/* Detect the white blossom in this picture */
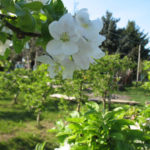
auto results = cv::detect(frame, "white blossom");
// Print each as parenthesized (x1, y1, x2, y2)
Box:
(37, 8, 106, 79)
(130, 122, 141, 130)
(2, 27, 13, 35)
(37, 55, 77, 79)
(47, 13, 80, 57)
(0, 40, 11, 56)
(61, 58, 77, 79)
(54, 142, 70, 150)
(75, 8, 105, 45)
(72, 39, 105, 70)
(36, 55, 57, 78)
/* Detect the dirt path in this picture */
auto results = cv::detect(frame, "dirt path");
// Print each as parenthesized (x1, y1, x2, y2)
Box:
(50, 93, 140, 105)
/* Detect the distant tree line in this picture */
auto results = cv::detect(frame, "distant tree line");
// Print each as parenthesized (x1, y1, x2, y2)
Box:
(101, 11, 150, 62)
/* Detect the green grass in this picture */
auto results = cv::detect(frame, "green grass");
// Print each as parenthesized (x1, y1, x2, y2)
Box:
(0, 86, 149, 150)
(0, 133, 56, 150)
(0, 98, 70, 150)
(116, 86, 150, 104)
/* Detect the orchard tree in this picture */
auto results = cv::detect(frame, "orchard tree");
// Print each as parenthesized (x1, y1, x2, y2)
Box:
(0, 68, 30, 104)
(20, 64, 55, 127)
(63, 71, 89, 112)
(87, 54, 133, 110)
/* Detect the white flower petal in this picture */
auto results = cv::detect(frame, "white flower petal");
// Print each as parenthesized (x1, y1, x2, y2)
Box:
(72, 40, 90, 69)
(73, 53, 90, 70)
(61, 59, 76, 79)
(62, 42, 78, 55)
(49, 13, 78, 42)
(54, 54, 66, 62)
(73, 39, 105, 68)
(89, 46, 105, 63)
(36, 55, 53, 64)
(59, 13, 79, 42)
(54, 142, 70, 150)
(47, 65, 57, 78)
(46, 40, 62, 55)
(49, 21, 61, 40)
(59, 13, 75, 28)
(75, 9, 105, 46)
(2, 27, 13, 34)
(75, 8, 90, 25)
(0, 40, 11, 56)
(92, 18, 103, 33)
(92, 34, 106, 46)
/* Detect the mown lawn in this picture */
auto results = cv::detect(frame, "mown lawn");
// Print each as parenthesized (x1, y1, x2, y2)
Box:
(116, 86, 150, 104)
(0, 86, 150, 150)
(0, 98, 69, 150)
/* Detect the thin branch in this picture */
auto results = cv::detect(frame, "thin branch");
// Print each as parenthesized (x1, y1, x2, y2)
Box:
(0, 14, 17, 20)
(5, 21, 41, 38)
(0, 14, 42, 38)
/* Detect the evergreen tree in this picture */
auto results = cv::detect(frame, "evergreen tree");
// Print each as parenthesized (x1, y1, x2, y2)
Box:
(101, 11, 120, 54)
(118, 21, 150, 61)
(101, 12, 150, 61)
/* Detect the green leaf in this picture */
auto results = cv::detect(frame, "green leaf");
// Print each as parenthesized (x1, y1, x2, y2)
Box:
(12, 34, 30, 53)
(69, 123, 82, 131)
(43, 0, 67, 21)
(86, 101, 100, 112)
(17, 9, 36, 32)
(35, 142, 46, 150)
(67, 134, 77, 143)
(41, 21, 52, 43)
(56, 132, 70, 143)
(111, 132, 125, 141)
(23, 1, 43, 11)
(1, 0, 15, 13)
(0, 32, 7, 43)
(67, 117, 85, 124)
(15, 3, 25, 16)
(0, 48, 11, 60)
(71, 145, 90, 150)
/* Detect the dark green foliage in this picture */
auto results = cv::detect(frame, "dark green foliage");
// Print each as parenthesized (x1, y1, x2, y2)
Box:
(118, 21, 149, 61)
(101, 11, 120, 54)
(87, 54, 134, 109)
(0, 0, 67, 52)
(101, 12, 150, 61)
(53, 102, 150, 150)
(0, 64, 56, 126)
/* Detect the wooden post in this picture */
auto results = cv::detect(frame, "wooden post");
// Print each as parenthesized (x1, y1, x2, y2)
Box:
(136, 44, 141, 86)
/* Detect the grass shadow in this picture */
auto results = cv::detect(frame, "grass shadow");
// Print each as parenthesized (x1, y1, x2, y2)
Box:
(0, 111, 35, 122)
(0, 135, 56, 150)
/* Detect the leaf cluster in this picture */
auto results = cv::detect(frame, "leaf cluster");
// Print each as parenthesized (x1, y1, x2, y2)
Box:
(53, 102, 150, 150)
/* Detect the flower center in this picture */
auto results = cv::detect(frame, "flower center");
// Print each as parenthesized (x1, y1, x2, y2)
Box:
(60, 32, 70, 42)
(79, 17, 89, 28)
(82, 23, 89, 28)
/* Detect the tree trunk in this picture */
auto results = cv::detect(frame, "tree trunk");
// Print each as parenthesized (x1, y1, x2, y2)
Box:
(76, 81, 83, 113)
(103, 97, 106, 110)
(13, 94, 18, 104)
(102, 92, 107, 110)
(77, 101, 80, 112)
(108, 95, 111, 111)
(36, 111, 41, 127)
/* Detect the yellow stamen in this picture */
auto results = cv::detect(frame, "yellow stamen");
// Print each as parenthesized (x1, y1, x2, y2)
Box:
(60, 32, 70, 42)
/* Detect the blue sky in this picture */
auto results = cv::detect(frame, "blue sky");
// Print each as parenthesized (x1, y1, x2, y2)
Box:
(62, 0, 150, 47)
